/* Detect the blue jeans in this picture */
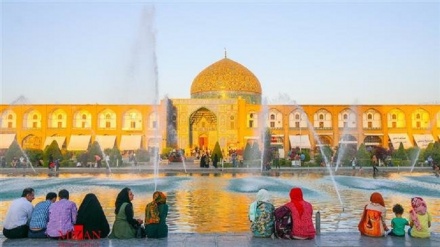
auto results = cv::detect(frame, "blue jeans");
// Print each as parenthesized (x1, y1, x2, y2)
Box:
(28, 228, 47, 238)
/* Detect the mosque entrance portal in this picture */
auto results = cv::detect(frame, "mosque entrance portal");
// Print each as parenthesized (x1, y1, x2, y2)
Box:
(189, 107, 217, 150)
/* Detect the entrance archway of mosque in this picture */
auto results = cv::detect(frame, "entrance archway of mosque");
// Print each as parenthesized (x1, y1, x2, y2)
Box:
(189, 107, 217, 150)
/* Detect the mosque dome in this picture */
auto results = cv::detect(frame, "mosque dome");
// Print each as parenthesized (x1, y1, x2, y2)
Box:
(190, 56, 262, 104)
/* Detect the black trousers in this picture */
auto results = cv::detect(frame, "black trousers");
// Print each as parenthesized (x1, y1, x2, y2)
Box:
(3, 225, 29, 239)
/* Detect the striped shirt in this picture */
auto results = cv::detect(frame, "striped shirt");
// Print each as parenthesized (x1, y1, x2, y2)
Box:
(46, 199, 77, 237)
(29, 200, 52, 229)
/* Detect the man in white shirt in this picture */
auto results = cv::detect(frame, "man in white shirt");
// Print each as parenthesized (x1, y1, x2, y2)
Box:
(3, 187, 35, 238)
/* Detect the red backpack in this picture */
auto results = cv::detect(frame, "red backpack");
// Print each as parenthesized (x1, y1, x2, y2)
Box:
(274, 205, 293, 239)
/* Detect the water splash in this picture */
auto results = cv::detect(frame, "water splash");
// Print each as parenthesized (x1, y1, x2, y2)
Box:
(335, 105, 358, 172)
(2, 96, 36, 174)
(259, 98, 269, 172)
(293, 101, 344, 211)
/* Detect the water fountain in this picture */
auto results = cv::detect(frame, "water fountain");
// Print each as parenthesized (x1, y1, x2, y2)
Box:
(293, 101, 344, 211)
(1, 96, 37, 174)
(259, 98, 269, 172)
(335, 105, 358, 172)
(410, 118, 436, 173)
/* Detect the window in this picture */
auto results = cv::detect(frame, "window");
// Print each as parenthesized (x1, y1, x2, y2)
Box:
(392, 114, 396, 120)
(106, 121, 111, 128)
(131, 121, 136, 128)
(295, 122, 300, 128)
(270, 122, 275, 128)
(295, 114, 300, 120)
(319, 122, 324, 128)
(368, 122, 372, 128)
(343, 114, 348, 120)
(270, 114, 275, 120)
(82, 114, 87, 120)
(319, 114, 324, 120)
(33, 114, 38, 120)
(249, 120, 254, 128)
(416, 122, 421, 128)
(33, 122, 37, 128)
(58, 122, 62, 128)
(8, 114, 13, 120)
(416, 114, 421, 119)
(367, 114, 372, 120)
(58, 114, 63, 120)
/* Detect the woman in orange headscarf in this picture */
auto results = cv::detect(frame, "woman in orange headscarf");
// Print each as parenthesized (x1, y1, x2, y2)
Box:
(144, 191, 168, 238)
(358, 192, 389, 237)
(284, 187, 316, 239)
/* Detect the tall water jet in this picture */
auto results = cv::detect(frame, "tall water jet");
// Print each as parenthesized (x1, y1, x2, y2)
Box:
(410, 119, 436, 173)
(293, 101, 344, 211)
(259, 98, 269, 172)
(335, 105, 358, 172)
(1, 96, 36, 174)
(137, 6, 161, 191)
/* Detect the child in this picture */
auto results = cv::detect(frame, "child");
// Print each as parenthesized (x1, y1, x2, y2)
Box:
(408, 197, 432, 238)
(388, 204, 408, 237)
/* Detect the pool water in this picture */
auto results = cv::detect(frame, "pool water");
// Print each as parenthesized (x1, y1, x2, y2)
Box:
(0, 172, 439, 233)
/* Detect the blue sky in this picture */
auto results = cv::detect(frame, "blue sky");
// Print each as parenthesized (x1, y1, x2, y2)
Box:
(1, 0, 439, 105)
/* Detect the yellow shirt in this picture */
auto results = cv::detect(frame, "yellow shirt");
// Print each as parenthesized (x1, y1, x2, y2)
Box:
(410, 212, 431, 238)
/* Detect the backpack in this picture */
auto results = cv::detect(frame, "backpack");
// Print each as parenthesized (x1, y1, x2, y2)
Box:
(274, 205, 293, 239)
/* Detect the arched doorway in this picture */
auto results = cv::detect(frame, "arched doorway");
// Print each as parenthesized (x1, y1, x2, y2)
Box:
(189, 107, 217, 150)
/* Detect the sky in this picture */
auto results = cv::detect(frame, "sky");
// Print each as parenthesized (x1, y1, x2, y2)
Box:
(1, 0, 439, 105)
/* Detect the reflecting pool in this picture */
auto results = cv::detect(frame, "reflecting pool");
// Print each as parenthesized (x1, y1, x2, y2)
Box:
(0, 172, 439, 233)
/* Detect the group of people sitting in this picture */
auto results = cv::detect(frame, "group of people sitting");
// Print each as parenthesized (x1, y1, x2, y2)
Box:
(248, 188, 432, 240)
(2, 186, 433, 241)
(358, 192, 431, 238)
(2, 187, 168, 240)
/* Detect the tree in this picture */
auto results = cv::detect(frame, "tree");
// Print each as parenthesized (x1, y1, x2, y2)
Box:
(88, 141, 103, 163)
(314, 145, 333, 166)
(43, 140, 62, 166)
(356, 144, 370, 167)
(135, 149, 150, 162)
(424, 141, 440, 165)
(392, 142, 408, 161)
(107, 147, 123, 166)
(251, 142, 261, 161)
(212, 141, 223, 160)
(262, 128, 272, 165)
(4, 140, 23, 165)
(25, 148, 44, 166)
(243, 142, 252, 161)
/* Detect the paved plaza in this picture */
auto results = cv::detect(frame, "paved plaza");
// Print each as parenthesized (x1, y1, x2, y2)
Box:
(0, 232, 439, 247)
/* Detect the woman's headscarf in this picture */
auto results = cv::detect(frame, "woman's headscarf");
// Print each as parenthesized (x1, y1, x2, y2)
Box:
(249, 189, 270, 222)
(145, 191, 167, 225)
(115, 187, 131, 214)
(410, 197, 427, 230)
(77, 193, 110, 238)
(290, 187, 304, 217)
(370, 192, 385, 207)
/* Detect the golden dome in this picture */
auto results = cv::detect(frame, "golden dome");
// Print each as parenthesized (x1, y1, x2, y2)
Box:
(190, 57, 262, 103)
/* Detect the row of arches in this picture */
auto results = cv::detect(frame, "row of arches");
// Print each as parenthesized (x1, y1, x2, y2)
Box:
(264, 108, 438, 130)
(0, 109, 159, 130)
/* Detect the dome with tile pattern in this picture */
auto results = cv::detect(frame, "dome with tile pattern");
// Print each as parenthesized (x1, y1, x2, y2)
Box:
(190, 57, 262, 104)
